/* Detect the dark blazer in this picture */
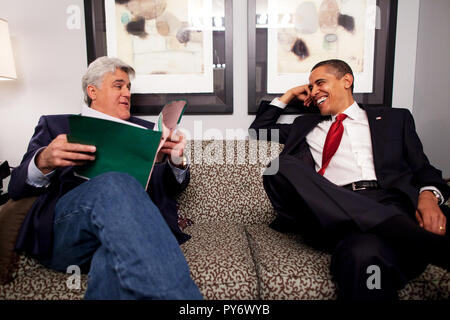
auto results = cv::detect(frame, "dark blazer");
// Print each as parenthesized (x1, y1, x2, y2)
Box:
(9, 115, 191, 260)
(250, 101, 450, 214)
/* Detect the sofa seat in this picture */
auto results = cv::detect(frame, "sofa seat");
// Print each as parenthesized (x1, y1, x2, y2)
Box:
(181, 222, 258, 300)
(246, 224, 336, 300)
(2, 223, 450, 300)
(0, 255, 86, 299)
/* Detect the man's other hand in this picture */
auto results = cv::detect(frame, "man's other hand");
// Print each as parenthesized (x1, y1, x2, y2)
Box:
(36, 134, 96, 174)
(159, 130, 187, 169)
(279, 85, 314, 107)
(415, 191, 446, 235)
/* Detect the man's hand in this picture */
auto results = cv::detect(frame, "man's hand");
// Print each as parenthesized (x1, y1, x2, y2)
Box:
(279, 85, 314, 107)
(158, 130, 187, 169)
(415, 191, 446, 235)
(36, 134, 96, 175)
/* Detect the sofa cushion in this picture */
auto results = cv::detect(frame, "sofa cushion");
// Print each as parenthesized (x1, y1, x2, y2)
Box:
(178, 140, 281, 225)
(246, 224, 337, 299)
(0, 197, 37, 285)
(181, 222, 258, 299)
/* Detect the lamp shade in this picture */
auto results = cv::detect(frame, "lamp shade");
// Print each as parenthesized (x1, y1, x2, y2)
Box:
(0, 19, 17, 80)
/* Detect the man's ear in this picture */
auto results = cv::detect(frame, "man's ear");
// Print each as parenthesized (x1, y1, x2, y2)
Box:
(343, 73, 354, 91)
(86, 84, 97, 101)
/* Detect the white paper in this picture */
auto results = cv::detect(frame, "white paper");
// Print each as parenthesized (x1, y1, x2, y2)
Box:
(80, 104, 147, 129)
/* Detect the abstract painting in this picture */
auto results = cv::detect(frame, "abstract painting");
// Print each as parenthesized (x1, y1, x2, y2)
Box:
(105, 0, 214, 93)
(266, 0, 377, 93)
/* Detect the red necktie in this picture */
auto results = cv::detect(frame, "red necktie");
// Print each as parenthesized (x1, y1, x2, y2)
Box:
(318, 113, 348, 176)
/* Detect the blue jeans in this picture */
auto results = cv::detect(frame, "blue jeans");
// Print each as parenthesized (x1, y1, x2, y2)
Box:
(42, 172, 202, 300)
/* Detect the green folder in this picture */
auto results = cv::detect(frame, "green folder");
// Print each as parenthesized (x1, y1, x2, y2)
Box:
(67, 115, 162, 189)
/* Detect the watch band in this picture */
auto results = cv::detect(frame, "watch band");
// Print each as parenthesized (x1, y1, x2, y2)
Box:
(181, 155, 188, 169)
(432, 190, 443, 204)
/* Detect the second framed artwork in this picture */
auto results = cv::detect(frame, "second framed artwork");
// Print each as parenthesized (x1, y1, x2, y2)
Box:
(248, 0, 398, 114)
(84, 0, 233, 115)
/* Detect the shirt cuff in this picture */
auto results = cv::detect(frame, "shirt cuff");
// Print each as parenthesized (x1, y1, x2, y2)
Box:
(420, 186, 444, 206)
(270, 97, 287, 109)
(26, 148, 55, 188)
(167, 157, 189, 184)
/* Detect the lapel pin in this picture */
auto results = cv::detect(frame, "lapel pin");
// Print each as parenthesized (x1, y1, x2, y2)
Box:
(376, 116, 382, 120)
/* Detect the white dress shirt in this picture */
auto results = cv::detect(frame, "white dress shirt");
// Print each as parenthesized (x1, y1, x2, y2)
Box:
(270, 98, 444, 204)
(306, 101, 377, 186)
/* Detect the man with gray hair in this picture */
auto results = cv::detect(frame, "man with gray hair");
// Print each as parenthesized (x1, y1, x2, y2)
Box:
(9, 56, 202, 299)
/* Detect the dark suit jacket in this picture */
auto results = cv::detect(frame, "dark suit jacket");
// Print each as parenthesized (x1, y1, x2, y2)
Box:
(9, 114, 191, 260)
(250, 101, 450, 214)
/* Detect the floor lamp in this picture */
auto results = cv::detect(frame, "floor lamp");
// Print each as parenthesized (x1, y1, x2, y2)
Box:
(0, 18, 17, 81)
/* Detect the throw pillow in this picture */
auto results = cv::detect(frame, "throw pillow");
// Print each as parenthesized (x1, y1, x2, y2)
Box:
(0, 197, 37, 285)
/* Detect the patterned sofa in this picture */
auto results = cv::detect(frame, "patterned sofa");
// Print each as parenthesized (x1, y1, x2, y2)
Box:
(1, 141, 449, 300)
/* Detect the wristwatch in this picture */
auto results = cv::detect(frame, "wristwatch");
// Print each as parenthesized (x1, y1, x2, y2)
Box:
(180, 154, 188, 170)
(170, 154, 188, 170)
(431, 190, 443, 204)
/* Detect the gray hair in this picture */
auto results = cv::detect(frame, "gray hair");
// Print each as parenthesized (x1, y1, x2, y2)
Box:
(82, 56, 135, 106)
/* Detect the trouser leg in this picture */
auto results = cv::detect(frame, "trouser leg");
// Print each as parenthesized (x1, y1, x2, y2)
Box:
(263, 171, 353, 251)
(83, 245, 121, 299)
(44, 172, 202, 300)
(330, 233, 412, 301)
(370, 214, 450, 271)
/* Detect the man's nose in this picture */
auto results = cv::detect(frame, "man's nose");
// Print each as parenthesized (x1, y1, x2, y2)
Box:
(311, 85, 319, 97)
(122, 86, 131, 97)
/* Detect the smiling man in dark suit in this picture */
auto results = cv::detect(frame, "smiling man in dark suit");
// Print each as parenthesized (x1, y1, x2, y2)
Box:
(250, 59, 450, 300)
(8, 56, 202, 300)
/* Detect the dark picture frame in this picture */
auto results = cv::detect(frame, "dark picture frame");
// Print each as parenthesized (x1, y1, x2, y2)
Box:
(247, 0, 398, 114)
(84, 0, 233, 115)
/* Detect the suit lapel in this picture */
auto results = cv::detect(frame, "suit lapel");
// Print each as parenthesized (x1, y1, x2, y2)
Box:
(362, 106, 388, 177)
(283, 114, 328, 155)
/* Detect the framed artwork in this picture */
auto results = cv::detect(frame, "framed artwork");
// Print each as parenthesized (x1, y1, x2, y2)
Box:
(84, 0, 233, 115)
(248, 0, 398, 114)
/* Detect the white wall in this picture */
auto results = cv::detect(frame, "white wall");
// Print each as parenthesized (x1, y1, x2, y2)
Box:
(412, 0, 450, 178)
(0, 0, 87, 167)
(0, 0, 445, 177)
(391, 0, 420, 111)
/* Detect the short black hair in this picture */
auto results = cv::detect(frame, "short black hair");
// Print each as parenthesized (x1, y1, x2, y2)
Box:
(311, 59, 354, 93)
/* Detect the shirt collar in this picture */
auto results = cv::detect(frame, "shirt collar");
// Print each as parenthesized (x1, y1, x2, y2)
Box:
(81, 104, 113, 120)
(331, 101, 363, 121)
(80, 104, 144, 128)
